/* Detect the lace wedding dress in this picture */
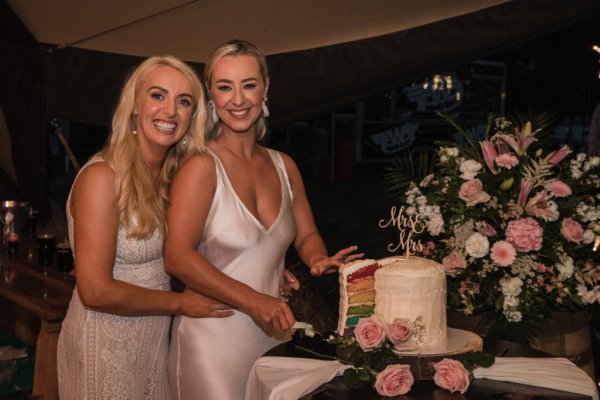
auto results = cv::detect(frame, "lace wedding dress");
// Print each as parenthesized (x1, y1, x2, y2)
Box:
(57, 158, 172, 399)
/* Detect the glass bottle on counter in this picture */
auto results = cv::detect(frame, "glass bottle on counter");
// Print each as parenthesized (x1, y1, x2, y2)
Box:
(1, 210, 14, 247)
(7, 222, 19, 257)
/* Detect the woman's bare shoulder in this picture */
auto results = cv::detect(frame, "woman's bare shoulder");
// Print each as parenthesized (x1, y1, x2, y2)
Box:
(180, 152, 215, 172)
(74, 161, 115, 193)
(173, 152, 217, 189)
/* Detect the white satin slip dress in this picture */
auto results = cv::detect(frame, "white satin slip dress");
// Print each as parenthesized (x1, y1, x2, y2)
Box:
(169, 148, 296, 400)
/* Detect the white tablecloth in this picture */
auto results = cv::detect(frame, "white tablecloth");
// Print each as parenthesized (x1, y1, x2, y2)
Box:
(246, 356, 599, 400)
(245, 357, 351, 400)
(473, 357, 598, 400)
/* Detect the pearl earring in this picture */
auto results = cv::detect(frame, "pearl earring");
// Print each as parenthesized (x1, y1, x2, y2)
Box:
(209, 100, 219, 124)
(132, 113, 138, 135)
(262, 97, 270, 117)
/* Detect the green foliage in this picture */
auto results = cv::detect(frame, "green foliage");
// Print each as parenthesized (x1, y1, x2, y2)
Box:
(383, 148, 436, 201)
(461, 351, 496, 371)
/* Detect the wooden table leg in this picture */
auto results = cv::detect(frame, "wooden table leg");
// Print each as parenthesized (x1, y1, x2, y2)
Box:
(32, 319, 61, 400)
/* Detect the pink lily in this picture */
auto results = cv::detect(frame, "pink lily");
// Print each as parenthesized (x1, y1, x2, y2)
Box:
(525, 191, 559, 221)
(480, 140, 498, 174)
(495, 121, 539, 156)
(517, 178, 534, 207)
(546, 145, 572, 165)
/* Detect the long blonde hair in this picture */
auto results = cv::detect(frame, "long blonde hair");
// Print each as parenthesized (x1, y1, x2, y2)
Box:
(203, 40, 269, 141)
(99, 55, 207, 238)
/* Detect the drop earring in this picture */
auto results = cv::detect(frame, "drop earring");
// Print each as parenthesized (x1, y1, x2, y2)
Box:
(132, 113, 138, 135)
(262, 97, 270, 117)
(209, 100, 219, 124)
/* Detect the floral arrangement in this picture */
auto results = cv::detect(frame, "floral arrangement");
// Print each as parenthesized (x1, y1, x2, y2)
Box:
(397, 116, 600, 340)
(327, 315, 494, 396)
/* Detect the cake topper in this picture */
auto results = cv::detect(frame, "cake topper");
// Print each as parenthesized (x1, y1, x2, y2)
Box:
(378, 206, 427, 256)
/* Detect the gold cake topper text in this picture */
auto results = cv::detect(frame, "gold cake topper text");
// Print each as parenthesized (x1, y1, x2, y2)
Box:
(379, 206, 427, 257)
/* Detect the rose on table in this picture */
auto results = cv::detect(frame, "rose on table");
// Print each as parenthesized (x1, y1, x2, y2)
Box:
(332, 315, 495, 396)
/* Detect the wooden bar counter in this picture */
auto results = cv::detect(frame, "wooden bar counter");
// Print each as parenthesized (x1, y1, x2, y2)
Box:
(0, 238, 74, 400)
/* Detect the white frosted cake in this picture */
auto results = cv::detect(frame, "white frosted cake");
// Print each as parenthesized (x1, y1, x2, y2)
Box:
(337, 255, 447, 345)
(374, 256, 447, 348)
(335, 256, 481, 380)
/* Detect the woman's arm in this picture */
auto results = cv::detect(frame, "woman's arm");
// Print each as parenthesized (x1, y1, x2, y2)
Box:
(72, 162, 232, 318)
(163, 155, 295, 331)
(281, 153, 363, 276)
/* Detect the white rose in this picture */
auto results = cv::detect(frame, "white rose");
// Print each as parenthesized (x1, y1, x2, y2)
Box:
(459, 160, 483, 180)
(465, 232, 489, 258)
(405, 206, 417, 216)
(583, 230, 595, 244)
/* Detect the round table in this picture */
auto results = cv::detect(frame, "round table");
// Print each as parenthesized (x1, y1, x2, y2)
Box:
(263, 334, 593, 400)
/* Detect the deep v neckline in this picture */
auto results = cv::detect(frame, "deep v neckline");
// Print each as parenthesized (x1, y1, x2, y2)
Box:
(210, 148, 285, 233)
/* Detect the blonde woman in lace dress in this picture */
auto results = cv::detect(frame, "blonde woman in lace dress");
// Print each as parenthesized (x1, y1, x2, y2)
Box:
(56, 55, 233, 400)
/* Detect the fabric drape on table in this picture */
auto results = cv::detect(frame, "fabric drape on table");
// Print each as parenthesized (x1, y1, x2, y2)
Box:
(472, 357, 599, 400)
(245, 357, 351, 400)
(246, 356, 599, 400)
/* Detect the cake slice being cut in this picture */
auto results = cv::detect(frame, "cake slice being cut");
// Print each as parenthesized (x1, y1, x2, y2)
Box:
(337, 259, 382, 336)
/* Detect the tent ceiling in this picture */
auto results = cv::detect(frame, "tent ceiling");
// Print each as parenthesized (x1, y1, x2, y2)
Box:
(8, 0, 509, 62)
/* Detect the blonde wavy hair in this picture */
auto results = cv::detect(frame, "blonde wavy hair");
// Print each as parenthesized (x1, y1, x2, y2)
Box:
(203, 40, 269, 141)
(98, 55, 207, 239)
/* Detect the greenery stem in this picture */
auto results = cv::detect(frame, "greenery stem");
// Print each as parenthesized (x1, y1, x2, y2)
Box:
(293, 345, 353, 365)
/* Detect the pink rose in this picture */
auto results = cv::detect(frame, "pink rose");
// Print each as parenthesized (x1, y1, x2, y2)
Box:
(374, 364, 414, 396)
(433, 358, 470, 394)
(561, 218, 584, 243)
(458, 179, 491, 206)
(354, 316, 385, 351)
(442, 251, 467, 277)
(475, 221, 497, 237)
(505, 217, 543, 252)
(386, 318, 413, 350)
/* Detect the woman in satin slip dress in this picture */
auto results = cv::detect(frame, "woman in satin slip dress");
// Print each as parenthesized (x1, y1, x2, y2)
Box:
(57, 55, 233, 400)
(165, 40, 363, 400)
